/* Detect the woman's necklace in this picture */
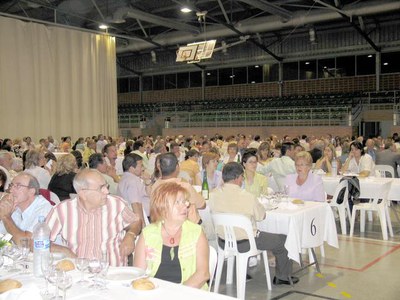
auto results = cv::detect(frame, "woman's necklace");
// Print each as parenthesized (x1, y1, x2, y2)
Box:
(162, 223, 182, 245)
(162, 223, 182, 261)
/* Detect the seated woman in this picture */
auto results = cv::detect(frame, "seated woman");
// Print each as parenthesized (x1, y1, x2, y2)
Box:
(48, 154, 77, 201)
(179, 149, 201, 185)
(315, 143, 341, 174)
(222, 142, 240, 165)
(341, 141, 375, 177)
(201, 152, 223, 190)
(24, 149, 51, 188)
(242, 149, 269, 197)
(133, 182, 209, 290)
(284, 151, 325, 202)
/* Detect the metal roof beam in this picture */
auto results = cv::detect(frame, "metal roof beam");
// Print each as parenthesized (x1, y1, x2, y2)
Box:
(238, 0, 293, 20)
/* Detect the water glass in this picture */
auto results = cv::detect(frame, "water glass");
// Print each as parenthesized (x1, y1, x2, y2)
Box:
(4, 244, 22, 272)
(88, 259, 103, 288)
(20, 238, 30, 272)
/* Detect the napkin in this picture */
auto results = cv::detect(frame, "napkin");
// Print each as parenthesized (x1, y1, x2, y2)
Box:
(278, 201, 299, 210)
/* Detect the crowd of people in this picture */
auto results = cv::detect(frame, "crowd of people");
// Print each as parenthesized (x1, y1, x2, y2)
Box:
(1, 131, 400, 289)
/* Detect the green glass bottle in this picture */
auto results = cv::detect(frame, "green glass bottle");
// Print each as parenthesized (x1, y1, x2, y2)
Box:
(237, 153, 241, 163)
(201, 170, 209, 200)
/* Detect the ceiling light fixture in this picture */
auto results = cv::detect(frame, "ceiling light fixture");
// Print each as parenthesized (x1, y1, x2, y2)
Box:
(181, 7, 192, 13)
(254, 65, 259, 68)
(383, 62, 389, 66)
(99, 24, 108, 30)
(368, 54, 373, 58)
(305, 62, 310, 65)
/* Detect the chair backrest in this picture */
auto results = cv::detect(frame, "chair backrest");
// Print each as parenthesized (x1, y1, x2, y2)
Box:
(375, 165, 395, 178)
(198, 205, 216, 241)
(331, 180, 349, 206)
(208, 246, 217, 291)
(211, 213, 259, 257)
(371, 181, 392, 207)
(142, 206, 150, 226)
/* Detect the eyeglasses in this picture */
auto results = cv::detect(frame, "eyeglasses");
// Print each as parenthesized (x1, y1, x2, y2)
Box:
(9, 183, 31, 190)
(82, 183, 110, 192)
(174, 199, 190, 207)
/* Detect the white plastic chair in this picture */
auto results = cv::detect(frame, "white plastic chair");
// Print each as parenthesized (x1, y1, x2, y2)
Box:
(211, 213, 271, 300)
(329, 180, 351, 235)
(374, 165, 395, 178)
(350, 181, 393, 240)
(208, 246, 217, 292)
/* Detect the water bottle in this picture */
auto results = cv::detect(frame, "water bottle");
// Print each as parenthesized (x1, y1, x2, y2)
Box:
(33, 216, 51, 277)
(332, 157, 338, 177)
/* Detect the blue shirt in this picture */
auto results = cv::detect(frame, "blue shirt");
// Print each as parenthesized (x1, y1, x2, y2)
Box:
(0, 195, 53, 234)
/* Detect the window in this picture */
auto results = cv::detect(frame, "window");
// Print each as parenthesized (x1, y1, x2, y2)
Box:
(357, 54, 375, 75)
(300, 60, 316, 80)
(205, 70, 218, 86)
(232, 67, 247, 84)
(165, 74, 177, 89)
(219, 68, 233, 85)
(381, 52, 400, 74)
(142, 76, 153, 91)
(129, 77, 139, 92)
(336, 56, 355, 77)
(317, 58, 335, 78)
(153, 75, 164, 90)
(283, 62, 298, 80)
(118, 78, 129, 93)
(263, 64, 278, 82)
(177, 72, 189, 88)
(248, 65, 263, 83)
(190, 71, 202, 87)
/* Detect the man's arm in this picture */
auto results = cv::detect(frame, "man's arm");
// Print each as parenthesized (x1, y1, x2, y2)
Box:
(119, 210, 142, 258)
(0, 195, 30, 246)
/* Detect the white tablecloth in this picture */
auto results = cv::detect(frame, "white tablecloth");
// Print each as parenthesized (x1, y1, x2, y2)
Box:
(321, 175, 397, 199)
(257, 201, 338, 264)
(0, 268, 235, 300)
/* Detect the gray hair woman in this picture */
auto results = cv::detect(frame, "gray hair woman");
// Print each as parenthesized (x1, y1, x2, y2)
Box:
(284, 151, 325, 202)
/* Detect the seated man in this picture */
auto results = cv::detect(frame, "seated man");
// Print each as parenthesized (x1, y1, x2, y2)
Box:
(0, 173, 53, 245)
(117, 153, 150, 227)
(0, 150, 19, 190)
(152, 153, 205, 224)
(46, 169, 141, 266)
(209, 162, 298, 285)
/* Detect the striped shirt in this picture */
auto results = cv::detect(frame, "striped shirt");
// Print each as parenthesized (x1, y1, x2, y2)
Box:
(46, 195, 137, 266)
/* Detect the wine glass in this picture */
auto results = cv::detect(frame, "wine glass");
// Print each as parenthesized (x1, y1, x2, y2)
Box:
(88, 258, 103, 288)
(47, 269, 63, 300)
(283, 185, 290, 202)
(41, 254, 54, 297)
(58, 271, 72, 300)
(0, 254, 4, 268)
(75, 258, 89, 285)
(99, 256, 109, 289)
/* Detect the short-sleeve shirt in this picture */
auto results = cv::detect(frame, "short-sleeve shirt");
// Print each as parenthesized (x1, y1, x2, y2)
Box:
(117, 172, 150, 215)
(348, 154, 375, 175)
(209, 183, 265, 240)
(0, 195, 52, 234)
(46, 195, 137, 266)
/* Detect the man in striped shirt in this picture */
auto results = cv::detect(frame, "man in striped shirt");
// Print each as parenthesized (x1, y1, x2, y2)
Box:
(46, 169, 141, 266)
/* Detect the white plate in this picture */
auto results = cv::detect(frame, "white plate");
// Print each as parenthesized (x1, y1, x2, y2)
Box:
(107, 266, 145, 281)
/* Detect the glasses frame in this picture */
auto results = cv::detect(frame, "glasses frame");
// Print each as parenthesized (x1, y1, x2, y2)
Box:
(9, 183, 31, 190)
(81, 183, 110, 192)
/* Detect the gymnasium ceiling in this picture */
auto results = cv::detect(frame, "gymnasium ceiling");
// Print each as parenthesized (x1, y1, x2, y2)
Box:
(1, 0, 399, 58)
